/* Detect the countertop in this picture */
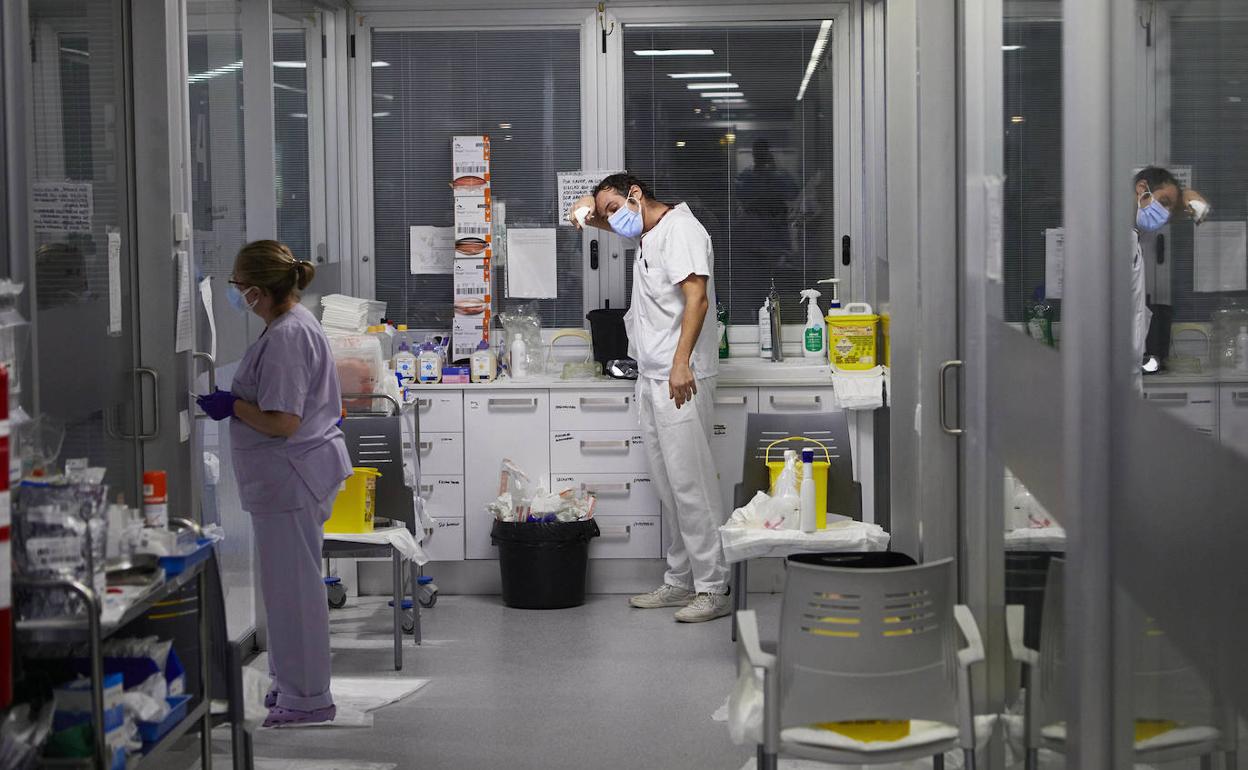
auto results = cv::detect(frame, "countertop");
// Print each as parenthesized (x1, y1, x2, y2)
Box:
(414, 358, 847, 390)
(1144, 371, 1248, 386)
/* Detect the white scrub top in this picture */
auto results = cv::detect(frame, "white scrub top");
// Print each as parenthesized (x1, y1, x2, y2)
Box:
(1131, 228, 1152, 366)
(625, 202, 719, 380)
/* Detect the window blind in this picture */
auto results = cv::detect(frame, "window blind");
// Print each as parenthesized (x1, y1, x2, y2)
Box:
(371, 29, 582, 331)
(622, 23, 837, 325)
(274, 29, 311, 264)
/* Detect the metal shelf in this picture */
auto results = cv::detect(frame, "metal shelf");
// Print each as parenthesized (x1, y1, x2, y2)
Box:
(38, 700, 209, 770)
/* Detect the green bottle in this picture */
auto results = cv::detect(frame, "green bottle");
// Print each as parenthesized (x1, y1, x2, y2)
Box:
(1027, 287, 1055, 347)
(717, 303, 730, 359)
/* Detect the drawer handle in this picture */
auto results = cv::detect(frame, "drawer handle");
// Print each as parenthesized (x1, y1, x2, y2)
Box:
(418, 441, 433, 452)
(417, 398, 433, 408)
(583, 482, 631, 496)
(579, 396, 630, 408)
(419, 483, 434, 497)
(714, 396, 748, 406)
(1146, 392, 1189, 405)
(580, 440, 631, 452)
(1233, 391, 1248, 403)
(598, 525, 632, 539)
(1195, 427, 1215, 436)
(769, 395, 822, 408)
(488, 397, 539, 408)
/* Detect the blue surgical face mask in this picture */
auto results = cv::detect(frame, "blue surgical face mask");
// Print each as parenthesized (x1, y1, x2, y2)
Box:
(227, 284, 258, 313)
(608, 195, 644, 240)
(1136, 186, 1171, 233)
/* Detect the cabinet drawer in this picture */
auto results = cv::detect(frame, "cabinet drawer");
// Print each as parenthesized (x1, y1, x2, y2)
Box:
(550, 473, 661, 517)
(550, 430, 648, 474)
(424, 517, 464, 562)
(417, 433, 464, 476)
(417, 475, 464, 519)
(589, 515, 661, 559)
(550, 391, 638, 431)
(1142, 384, 1216, 429)
(1218, 386, 1248, 457)
(415, 392, 464, 433)
(758, 387, 838, 414)
(711, 388, 758, 511)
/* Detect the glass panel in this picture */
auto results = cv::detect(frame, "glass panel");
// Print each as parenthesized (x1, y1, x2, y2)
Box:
(273, 27, 311, 262)
(370, 29, 582, 331)
(27, 0, 141, 493)
(622, 22, 838, 324)
(187, 2, 254, 639)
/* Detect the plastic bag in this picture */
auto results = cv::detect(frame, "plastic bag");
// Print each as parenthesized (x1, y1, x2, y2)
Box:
(492, 459, 539, 521)
(497, 304, 544, 377)
(0, 701, 55, 770)
(240, 667, 271, 732)
(328, 334, 386, 410)
(727, 662, 765, 745)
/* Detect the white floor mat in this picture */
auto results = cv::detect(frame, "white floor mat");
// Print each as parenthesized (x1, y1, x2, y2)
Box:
(208, 760, 397, 770)
(278, 677, 429, 729)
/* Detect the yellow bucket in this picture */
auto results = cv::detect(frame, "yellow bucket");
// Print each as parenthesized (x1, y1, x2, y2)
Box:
(826, 303, 880, 371)
(880, 311, 891, 367)
(325, 467, 382, 534)
(765, 437, 832, 529)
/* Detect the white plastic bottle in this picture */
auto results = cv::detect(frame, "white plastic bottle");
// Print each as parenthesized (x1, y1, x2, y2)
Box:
(758, 299, 772, 359)
(799, 449, 817, 533)
(1237, 325, 1248, 372)
(471, 339, 497, 383)
(417, 341, 441, 384)
(393, 342, 417, 385)
(510, 335, 528, 381)
(800, 289, 826, 358)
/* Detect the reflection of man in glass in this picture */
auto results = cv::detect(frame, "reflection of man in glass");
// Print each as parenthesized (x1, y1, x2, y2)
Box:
(735, 140, 798, 266)
(1132, 167, 1209, 373)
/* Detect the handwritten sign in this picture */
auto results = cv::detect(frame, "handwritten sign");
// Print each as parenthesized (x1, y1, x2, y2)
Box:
(557, 170, 622, 226)
(32, 182, 93, 233)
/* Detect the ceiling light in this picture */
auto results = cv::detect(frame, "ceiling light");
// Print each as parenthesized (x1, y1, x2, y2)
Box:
(59, 47, 89, 58)
(633, 49, 714, 56)
(372, 61, 390, 68)
(710, 98, 747, 104)
(675, 141, 686, 147)
(498, 122, 512, 129)
(273, 61, 306, 68)
(290, 113, 308, 119)
(274, 82, 306, 94)
(667, 72, 732, 79)
(505, 135, 513, 141)
(1002, 45, 1024, 51)
(693, 108, 702, 114)
(187, 60, 243, 83)
(1010, 115, 1025, 123)
(373, 112, 391, 117)
(700, 92, 744, 98)
(375, 93, 395, 101)
(687, 82, 739, 90)
(796, 19, 833, 101)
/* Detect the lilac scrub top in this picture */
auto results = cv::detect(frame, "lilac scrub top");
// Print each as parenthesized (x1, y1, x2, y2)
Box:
(229, 303, 352, 514)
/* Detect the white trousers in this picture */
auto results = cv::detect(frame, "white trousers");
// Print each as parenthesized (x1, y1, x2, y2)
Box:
(638, 375, 728, 593)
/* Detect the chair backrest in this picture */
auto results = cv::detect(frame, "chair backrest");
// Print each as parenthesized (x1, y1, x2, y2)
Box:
(341, 414, 415, 532)
(738, 412, 860, 518)
(777, 557, 959, 727)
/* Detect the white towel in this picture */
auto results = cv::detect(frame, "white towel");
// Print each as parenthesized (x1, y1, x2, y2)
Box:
(831, 366, 885, 410)
(323, 526, 429, 566)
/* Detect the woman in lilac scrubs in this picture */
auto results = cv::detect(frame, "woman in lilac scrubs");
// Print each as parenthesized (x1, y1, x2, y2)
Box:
(197, 240, 351, 727)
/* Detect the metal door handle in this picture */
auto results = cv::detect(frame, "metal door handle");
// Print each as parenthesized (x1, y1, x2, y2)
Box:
(488, 397, 538, 408)
(192, 352, 217, 393)
(579, 396, 630, 408)
(1145, 391, 1190, 405)
(419, 483, 434, 497)
(135, 368, 160, 441)
(939, 359, 964, 436)
(769, 395, 822, 408)
(580, 440, 630, 452)
(598, 525, 631, 539)
(417, 398, 433, 408)
(418, 441, 433, 452)
(1232, 391, 1248, 403)
(583, 482, 631, 495)
(714, 396, 748, 406)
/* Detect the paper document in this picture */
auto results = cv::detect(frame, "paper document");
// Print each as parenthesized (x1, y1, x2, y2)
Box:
(107, 230, 122, 336)
(506, 228, 558, 299)
(984, 176, 1003, 282)
(32, 181, 93, 233)
(199, 276, 216, 361)
(409, 226, 455, 275)
(175, 250, 193, 352)
(1044, 227, 1065, 299)
(557, 170, 622, 226)
(1194, 221, 1248, 293)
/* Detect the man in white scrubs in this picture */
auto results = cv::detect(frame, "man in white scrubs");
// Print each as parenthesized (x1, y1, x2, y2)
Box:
(569, 174, 730, 622)
(1131, 167, 1209, 375)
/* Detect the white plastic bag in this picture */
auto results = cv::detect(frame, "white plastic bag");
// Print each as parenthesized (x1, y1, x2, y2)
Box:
(727, 663, 765, 745)
(241, 667, 271, 732)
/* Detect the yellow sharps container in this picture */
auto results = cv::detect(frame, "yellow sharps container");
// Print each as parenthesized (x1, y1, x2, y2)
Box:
(826, 303, 880, 371)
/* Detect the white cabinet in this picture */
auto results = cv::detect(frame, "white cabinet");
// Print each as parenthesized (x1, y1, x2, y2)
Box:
(1219, 386, 1248, 458)
(550, 473, 661, 517)
(415, 392, 464, 433)
(590, 515, 661, 559)
(464, 390, 550, 558)
(1142, 383, 1217, 435)
(550, 430, 647, 474)
(711, 388, 758, 511)
(758, 387, 837, 414)
(417, 433, 465, 476)
(418, 475, 465, 518)
(424, 518, 465, 562)
(550, 391, 638, 431)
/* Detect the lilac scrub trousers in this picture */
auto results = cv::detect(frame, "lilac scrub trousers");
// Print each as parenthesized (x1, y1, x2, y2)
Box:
(229, 303, 352, 712)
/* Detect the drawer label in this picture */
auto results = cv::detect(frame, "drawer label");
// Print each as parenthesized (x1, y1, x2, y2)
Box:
(632, 520, 656, 528)
(437, 479, 462, 488)
(554, 432, 574, 443)
(436, 520, 463, 529)
(714, 424, 727, 435)
(554, 404, 577, 411)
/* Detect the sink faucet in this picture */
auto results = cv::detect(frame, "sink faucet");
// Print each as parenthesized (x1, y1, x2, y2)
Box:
(767, 281, 784, 362)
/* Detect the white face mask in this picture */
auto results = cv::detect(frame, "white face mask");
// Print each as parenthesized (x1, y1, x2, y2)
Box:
(227, 284, 259, 313)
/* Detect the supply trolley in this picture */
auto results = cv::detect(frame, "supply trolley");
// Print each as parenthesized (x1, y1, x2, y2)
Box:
(322, 394, 435, 670)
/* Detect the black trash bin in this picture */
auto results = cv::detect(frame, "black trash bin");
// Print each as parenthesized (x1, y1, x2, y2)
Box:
(491, 520, 600, 609)
(586, 308, 629, 369)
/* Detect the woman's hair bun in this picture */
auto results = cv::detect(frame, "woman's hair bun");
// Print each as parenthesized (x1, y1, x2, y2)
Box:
(295, 259, 316, 290)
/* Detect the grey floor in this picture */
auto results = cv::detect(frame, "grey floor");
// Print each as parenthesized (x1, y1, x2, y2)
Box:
(241, 592, 782, 770)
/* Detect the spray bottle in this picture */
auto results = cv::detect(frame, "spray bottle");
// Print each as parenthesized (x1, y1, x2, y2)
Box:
(800, 449, 817, 533)
(757, 298, 772, 359)
(800, 289, 826, 358)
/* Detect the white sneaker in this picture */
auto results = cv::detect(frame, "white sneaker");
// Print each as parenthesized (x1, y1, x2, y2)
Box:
(629, 584, 696, 609)
(674, 592, 732, 623)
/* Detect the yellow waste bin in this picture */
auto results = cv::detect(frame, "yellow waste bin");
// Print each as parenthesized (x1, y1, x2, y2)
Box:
(765, 437, 832, 529)
(325, 467, 382, 534)
(826, 303, 880, 371)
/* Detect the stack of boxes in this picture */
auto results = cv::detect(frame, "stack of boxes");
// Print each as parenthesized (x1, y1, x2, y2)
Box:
(452, 135, 492, 362)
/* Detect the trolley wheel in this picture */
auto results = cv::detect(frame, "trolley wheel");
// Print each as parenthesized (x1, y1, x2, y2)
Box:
(327, 583, 348, 609)
(419, 592, 438, 609)
(402, 612, 415, 634)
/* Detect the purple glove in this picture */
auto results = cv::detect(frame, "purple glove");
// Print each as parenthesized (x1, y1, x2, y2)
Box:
(196, 389, 237, 421)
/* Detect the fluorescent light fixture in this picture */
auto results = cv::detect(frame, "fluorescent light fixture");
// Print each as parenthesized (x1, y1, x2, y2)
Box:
(1002, 45, 1025, 51)
(273, 61, 306, 68)
(498, 122, 512, 129)
(796, 19, 833, 101)
(711, 98, 747, 104)
(667, 72, 731, 79)
(274, 83, 306, 95)
(633, 49, 714, 56)
(375, 93, 395, 101)
(187, 60, 242, 84)
(373, 112, 391, 117)
(290, 113, 308, 119)
(505, 135, 513, 141)
(687, 82, 739, 90)
(675, 141, 686, 147)
(372, 61, 390, 68)
(59, 46, 89, 58)
(1010, 115, 1025, 123)
(700, 92, 744, 98)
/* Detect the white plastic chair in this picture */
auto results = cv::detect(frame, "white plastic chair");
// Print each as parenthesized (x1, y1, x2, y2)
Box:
(737, 556, 984, 770)
(1007, 558, 1235, 769)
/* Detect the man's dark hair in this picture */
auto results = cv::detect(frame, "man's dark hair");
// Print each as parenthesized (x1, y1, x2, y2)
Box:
(1134, 166, 1181, 194)
(592, 173, 654, 200)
